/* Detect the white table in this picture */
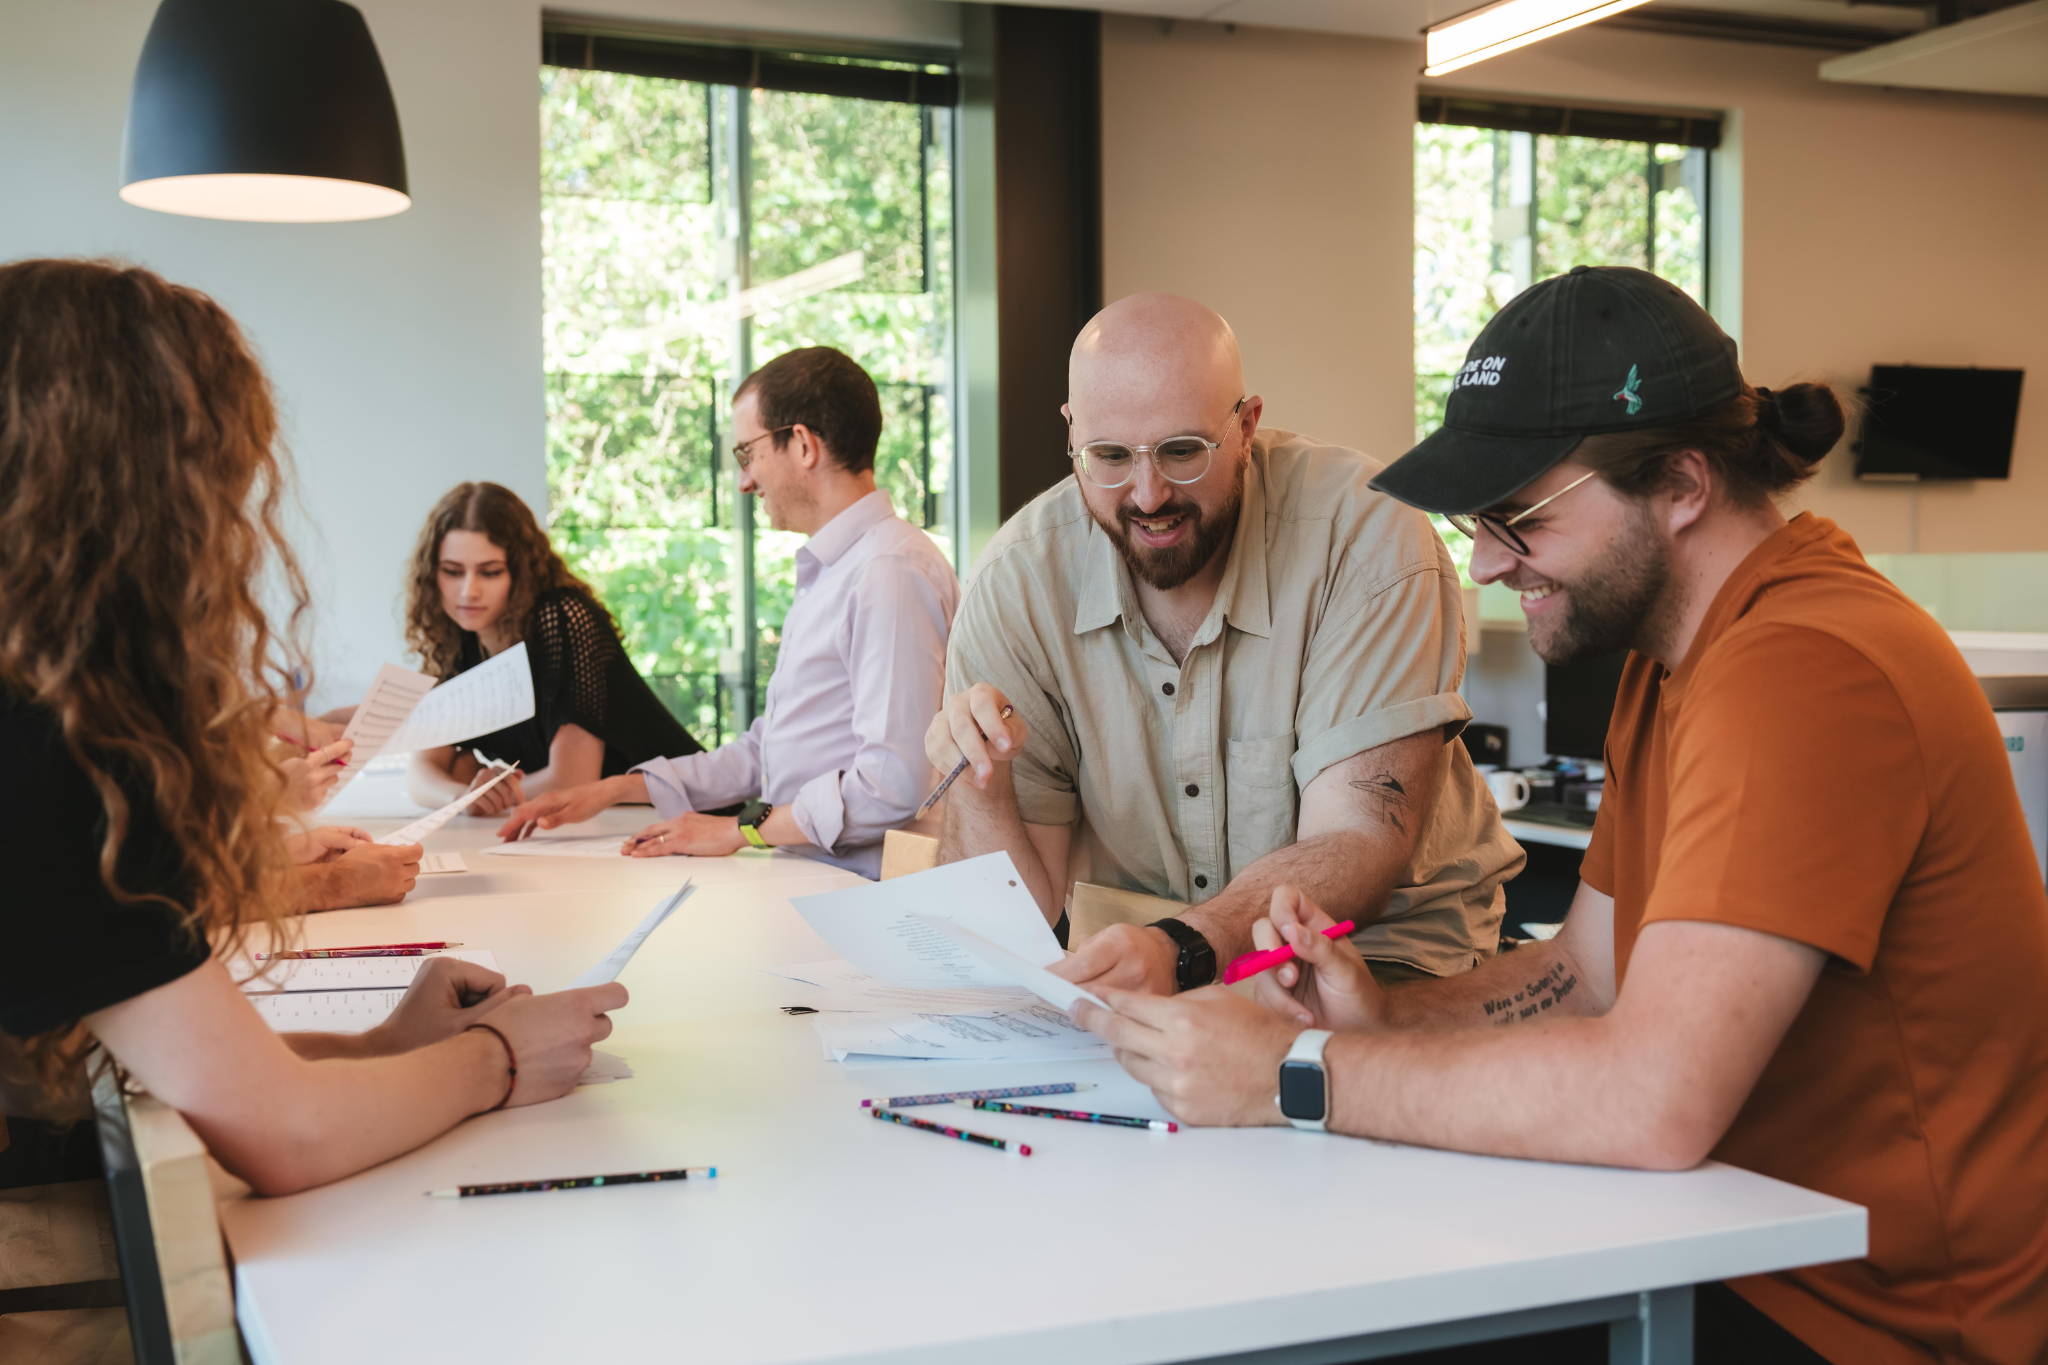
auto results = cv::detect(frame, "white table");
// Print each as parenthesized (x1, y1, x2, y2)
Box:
(222, 788, 1863, 1365)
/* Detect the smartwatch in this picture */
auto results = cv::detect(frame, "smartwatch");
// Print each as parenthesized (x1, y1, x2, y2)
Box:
(736, 800, 773, 849)
(1278, 1028, 1334, 1131)
(1148, 917, 1217, 992)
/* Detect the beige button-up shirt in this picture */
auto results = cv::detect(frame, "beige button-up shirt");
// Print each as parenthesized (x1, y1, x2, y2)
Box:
(947, 430, 1522, 975)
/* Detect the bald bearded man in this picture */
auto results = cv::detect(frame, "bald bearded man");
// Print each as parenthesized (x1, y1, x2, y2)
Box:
(927, 295, 1521, 996)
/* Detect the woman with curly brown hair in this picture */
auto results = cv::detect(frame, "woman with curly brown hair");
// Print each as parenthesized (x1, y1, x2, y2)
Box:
(0, 259, 623, 1194)
(400, 482, 703, 817)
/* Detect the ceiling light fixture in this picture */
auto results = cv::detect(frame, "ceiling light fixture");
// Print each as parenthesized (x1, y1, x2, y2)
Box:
(1423, 0, 1655, 77)
(121, 0, 409, 222)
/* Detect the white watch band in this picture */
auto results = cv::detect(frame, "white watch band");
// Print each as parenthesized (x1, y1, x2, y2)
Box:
(1280, 1028, 1334, 1132)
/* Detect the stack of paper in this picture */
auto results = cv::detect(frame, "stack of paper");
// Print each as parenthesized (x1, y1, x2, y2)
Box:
(785, 854, 1112, 1064)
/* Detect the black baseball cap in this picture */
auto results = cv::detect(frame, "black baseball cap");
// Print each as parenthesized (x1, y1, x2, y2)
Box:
(1371, 266, 1743, 515)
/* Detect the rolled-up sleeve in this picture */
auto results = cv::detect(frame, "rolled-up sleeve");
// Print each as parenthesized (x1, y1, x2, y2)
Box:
(790, 555, 953, 853)
(944, 565, 1080, 829)
(1291, 559, 1473, 789)
(633, 721, 765, 820)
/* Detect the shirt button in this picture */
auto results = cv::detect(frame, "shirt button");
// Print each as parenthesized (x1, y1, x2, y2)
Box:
(1194, 875, 1208, 889)
(1184, 783, 1199, 798)
(1161, 682, 1175, 696)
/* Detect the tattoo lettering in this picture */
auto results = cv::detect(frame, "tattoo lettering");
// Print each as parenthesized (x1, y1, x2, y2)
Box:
(1482, 961, 1579, 1027)
(1350, 772, 1412, 834)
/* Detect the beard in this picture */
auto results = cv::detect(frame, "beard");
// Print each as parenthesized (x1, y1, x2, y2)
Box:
(1093, 461, 1245, 592)
(1527, 502, 1674, 666)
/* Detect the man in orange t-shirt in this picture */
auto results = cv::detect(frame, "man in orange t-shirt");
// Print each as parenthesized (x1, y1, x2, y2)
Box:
(1073, 268, 2048, 1364)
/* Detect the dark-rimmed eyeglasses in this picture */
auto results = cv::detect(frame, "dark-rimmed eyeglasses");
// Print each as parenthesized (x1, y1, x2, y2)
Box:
(1069, 399, 1245, 490)
(1444, 469, 1599, 556)
(732, 425, 797, 470)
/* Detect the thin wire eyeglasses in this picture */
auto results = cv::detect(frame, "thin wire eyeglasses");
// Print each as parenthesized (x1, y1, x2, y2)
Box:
(1070, 399, 1245, 490)
(1444, 469, 1600, 556)
(731, 425, 797, 471)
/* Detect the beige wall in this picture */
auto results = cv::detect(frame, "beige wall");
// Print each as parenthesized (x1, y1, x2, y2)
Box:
(1101, 17, 2048, 554)
(1100, 17, 1419, 463)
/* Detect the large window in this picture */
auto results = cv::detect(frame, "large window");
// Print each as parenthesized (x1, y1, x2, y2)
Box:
(541, 40, 954, 747)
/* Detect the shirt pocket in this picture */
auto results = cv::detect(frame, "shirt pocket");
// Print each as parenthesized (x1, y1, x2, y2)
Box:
(1224, 731, 1299, 879)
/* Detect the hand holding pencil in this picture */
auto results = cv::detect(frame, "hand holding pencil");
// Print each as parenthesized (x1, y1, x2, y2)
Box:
(921, 684, 1025, 812)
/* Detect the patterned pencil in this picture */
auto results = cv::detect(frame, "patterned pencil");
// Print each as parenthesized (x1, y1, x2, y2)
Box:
(857, 1082, 1094, 1109)
(960, 1099, 1176, 1132)
(426, 1167, 715, 1197)
(871, 1108, 1031, 1156)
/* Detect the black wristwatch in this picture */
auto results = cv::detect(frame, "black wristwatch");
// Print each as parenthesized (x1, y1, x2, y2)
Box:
(1149, 917, 1217, 992)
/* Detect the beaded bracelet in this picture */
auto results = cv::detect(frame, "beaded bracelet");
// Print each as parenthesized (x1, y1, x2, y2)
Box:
(465, 1022, 517, 1112)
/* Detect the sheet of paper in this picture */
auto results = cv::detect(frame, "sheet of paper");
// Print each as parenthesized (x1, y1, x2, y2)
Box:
(567, 882, 694, 989)
(762, 959, 1036, 1014)
(787, 852, 1064, 989)
(812, 1006, 1110, 1063)
(383, 643, 535, 755)
(324, 663, 437, 804)
(481, 834, 629, 860)
(420, 850, 468, 875)
(577, 1050, 634, 1085)
(251, 989, 405, 1034)
(238, 949, 499, 994)
(913, 916, 1109, 1014)
(377, 765, 518, 846)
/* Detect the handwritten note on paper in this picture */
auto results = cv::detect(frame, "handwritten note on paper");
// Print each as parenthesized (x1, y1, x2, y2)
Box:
(324, 663, 437, 805)
(377, 764, 518, 846)
(567, 882, 695, 988)
(788, 852, 1064, 990)
(383, 643, 534, 755)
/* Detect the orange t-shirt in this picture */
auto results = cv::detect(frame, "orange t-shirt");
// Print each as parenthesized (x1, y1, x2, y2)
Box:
(1581, 514, 2048, 1365)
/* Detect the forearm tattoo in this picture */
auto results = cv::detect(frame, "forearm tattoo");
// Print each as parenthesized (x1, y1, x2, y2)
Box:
(1481, 960, 1579, 1027)
(1350, 773, 1411, 834)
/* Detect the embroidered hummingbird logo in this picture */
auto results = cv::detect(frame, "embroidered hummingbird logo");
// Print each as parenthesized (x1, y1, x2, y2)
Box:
(1614, 365, 1643, 415)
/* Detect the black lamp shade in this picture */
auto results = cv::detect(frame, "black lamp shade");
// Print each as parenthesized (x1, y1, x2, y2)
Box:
(121, 0, 409, 222)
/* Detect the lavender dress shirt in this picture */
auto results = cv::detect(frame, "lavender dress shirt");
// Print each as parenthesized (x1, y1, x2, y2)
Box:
(633, 491, 959, 878)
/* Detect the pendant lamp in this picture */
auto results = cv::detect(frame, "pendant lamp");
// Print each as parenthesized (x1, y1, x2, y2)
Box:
(120, 0, 409, 222)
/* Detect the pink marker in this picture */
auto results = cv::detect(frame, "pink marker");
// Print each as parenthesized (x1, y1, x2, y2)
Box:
(1220, 919, 1357, 985)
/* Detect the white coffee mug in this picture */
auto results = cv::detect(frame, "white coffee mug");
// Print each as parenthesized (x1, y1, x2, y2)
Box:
(1486, 769, 1531, 812)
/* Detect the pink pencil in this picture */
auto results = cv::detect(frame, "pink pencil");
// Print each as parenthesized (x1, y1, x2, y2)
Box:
(1220, 919, 1357, 985)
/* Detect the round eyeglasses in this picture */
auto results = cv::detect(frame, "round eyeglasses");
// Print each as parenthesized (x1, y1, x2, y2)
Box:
(1071, 399, 1244, 490)
(1443, 469, 1599, 556)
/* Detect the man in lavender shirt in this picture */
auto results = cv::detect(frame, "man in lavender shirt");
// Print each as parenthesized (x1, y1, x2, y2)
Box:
(495, 347, 959, 878)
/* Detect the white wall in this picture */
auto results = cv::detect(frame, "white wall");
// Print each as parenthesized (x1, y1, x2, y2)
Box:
(0, 0, 958, 707)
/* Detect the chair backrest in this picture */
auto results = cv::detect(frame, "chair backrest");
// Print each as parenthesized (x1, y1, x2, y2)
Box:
(92, 1069, 238, 1365)
(1067, 882, 1182, 947)
(879, 830, 939, 881)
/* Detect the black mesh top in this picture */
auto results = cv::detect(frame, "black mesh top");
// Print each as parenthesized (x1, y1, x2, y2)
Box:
(453, 588, 703, 776)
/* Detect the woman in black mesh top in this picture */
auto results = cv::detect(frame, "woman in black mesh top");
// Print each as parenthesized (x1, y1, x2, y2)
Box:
(402, 483, 703, 816)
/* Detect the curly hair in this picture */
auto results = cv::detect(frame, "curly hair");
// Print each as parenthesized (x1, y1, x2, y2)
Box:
(402, 482, 610, 679)
(0, 258, 308, 1104)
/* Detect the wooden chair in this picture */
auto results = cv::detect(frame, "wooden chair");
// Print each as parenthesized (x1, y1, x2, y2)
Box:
(1067, 882, 1183, 947)
(0, 1168, 129, 1364)
(879, 830, 938, 881)
(90, 1070, 238, 1365)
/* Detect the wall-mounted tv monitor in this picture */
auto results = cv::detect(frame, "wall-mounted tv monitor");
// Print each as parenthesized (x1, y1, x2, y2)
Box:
(1855, 364, 2024, 481)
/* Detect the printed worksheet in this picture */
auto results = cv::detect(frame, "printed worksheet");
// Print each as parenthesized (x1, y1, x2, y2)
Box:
(420, 850, 468, 875)
(788, 853, 1065, 990)
(762, 959, 1037, 1014)
(377, 765, 518, 846)
(912, 916, 1109, 1014)
(383, 643, 534, 755)
(567, 882, 695, 988)
(813, 1005, 1110, 1063)
(323, 663, 437, 805)
(251, 988, 406, 1033)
